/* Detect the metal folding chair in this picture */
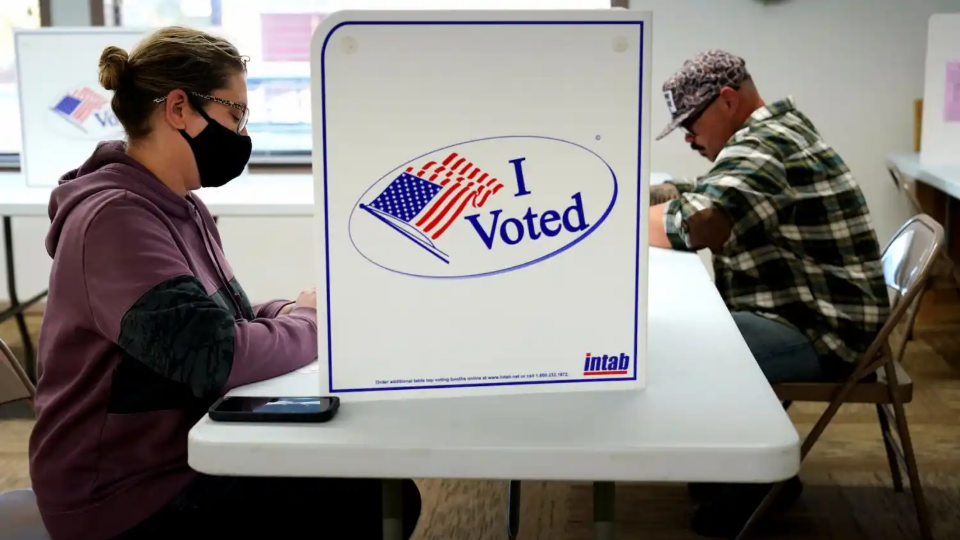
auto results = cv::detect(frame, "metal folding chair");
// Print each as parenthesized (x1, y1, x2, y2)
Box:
(888, 166, 960, 327)
(0, 336, 46, 540)
(736, 215, 943, 540)
(0, 336, 34, 409)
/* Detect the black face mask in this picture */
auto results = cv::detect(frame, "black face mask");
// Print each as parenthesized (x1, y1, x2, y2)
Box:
(180, 106, 252, 188)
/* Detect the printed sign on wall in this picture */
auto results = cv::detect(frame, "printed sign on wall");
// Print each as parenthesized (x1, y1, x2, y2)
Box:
(312, 9, 652, 400)
(944, 62, 960, 123)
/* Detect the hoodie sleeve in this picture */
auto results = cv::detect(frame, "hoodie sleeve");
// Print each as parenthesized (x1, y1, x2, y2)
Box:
(190, 197, 294, 321)
(82, 197, 317, 397)
(254, 300, 295, 319)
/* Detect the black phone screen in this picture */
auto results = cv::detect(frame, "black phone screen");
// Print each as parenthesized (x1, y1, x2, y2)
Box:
(209, 396, 339, 423)
(218, 397, 335, 413)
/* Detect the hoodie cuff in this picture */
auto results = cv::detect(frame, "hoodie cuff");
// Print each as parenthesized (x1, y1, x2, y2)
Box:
(254, 299, 295, 319)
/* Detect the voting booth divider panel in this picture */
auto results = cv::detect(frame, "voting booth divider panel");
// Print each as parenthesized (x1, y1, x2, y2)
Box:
(15, 28, 146, 189)
(920, 13, 960, 166)
(310, 9, 653, 401)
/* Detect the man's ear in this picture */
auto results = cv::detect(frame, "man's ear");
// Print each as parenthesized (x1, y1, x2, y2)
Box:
(718, 86, 740, 113)
(162, 89, 190, 131)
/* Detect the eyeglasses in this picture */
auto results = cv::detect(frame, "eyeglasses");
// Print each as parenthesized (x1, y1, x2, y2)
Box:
(153, 91, 249, 134)
(680, 85, 740, 137)
(681, 99, 716, 137)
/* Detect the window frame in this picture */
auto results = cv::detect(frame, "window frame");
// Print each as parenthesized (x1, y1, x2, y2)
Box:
(0, 0, 47, 169)
(0, 0, 625, 170)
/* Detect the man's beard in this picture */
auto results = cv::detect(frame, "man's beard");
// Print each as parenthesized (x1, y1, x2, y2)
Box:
(690, 142, 706, 152)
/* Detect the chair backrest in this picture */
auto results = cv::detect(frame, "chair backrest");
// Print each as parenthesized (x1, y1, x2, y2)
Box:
(0, 337, 34, 407)
(882, 215, 943, 297)
(859, 215, 944, 369)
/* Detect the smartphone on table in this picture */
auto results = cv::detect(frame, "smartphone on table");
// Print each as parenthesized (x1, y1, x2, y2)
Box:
(208, 396, 340, 423)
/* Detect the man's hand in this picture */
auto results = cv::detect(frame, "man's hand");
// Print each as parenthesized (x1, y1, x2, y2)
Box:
(650, 183, 680, 205)
(648, 203, 673, 249)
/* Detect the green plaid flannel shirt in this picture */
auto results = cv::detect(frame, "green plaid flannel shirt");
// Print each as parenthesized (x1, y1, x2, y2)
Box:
(663, 97, 890, 366)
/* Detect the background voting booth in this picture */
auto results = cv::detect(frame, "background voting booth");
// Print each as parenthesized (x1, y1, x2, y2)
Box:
(15, 28, 146, 188)
(3, 28, 147, 375)
(920, 13, 960, 168)
(889, 12, 960, 330)
(4, 27, 314, 378)
(312, 9, 651, 401)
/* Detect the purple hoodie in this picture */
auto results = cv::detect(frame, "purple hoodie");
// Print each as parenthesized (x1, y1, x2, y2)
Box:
(28, 141, 318, 540)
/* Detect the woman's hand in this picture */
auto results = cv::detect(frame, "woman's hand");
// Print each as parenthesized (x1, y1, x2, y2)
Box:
(278, 288, 317, 315)
(294, 288, 317, 310)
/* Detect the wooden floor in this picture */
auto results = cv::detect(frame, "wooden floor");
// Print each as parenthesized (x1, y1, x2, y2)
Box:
(2, 315, 960, 539)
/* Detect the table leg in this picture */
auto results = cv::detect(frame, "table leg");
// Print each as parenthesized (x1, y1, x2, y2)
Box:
(2, 216, 39, 380)
(593, 481, 615, 540)
(945, 197, 953, 254)
(382, 479, 403, 540)
(507, 480, 521, 540)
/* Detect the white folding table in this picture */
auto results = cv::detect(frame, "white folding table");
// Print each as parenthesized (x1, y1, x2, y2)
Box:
(188, 247, 800, 540)
(0, 171, 318, 218)
(886, 152, 960, 200)
(886, 151, 960, 248)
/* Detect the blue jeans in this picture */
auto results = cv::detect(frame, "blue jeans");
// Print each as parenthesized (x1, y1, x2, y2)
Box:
(731, 311, 823, 384)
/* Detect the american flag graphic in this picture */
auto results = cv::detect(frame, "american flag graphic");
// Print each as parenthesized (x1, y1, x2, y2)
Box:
(360, 152, 505, 264)
(51, 87, 109, 130)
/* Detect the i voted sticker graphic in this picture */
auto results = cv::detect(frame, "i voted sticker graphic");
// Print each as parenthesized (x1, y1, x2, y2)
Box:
(347, 135, 618, 279)
(47, 86, 123, 141)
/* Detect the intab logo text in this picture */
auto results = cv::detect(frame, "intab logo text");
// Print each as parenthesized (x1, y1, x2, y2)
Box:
(583, 352, 630, 376)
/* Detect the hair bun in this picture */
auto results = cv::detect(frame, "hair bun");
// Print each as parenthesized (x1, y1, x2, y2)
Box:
(98, 46, 130, 91)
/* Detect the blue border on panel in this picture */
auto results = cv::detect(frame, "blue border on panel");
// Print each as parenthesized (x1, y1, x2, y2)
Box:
(320, 20, 646, 393)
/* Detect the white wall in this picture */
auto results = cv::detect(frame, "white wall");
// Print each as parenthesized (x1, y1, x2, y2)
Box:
(0, 0, 957, 305)
(634, 0, 958, 241)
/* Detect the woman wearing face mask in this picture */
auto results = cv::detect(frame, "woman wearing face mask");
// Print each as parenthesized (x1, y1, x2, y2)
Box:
(28, 27, 421, 540)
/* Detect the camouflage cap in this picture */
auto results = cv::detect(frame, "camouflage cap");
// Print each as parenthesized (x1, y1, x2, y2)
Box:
(655, 50, 749, 140)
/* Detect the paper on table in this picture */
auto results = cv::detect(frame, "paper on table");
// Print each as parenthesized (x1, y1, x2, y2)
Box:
(944, 62, 960, 122)
(296, 363, 319, 374)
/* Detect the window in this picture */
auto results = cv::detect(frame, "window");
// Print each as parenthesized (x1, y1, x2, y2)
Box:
(0, 1, 40, 160)
(108, 0, 610, 162)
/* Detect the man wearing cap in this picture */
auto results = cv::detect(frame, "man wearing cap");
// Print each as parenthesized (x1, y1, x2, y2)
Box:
(647, 50, 891, 536)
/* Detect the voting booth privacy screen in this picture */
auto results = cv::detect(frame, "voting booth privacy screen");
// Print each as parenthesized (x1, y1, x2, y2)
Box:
(312, 9, 652, 400)
(921, 13, 960, 166)
(16, 29, 147, 188)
